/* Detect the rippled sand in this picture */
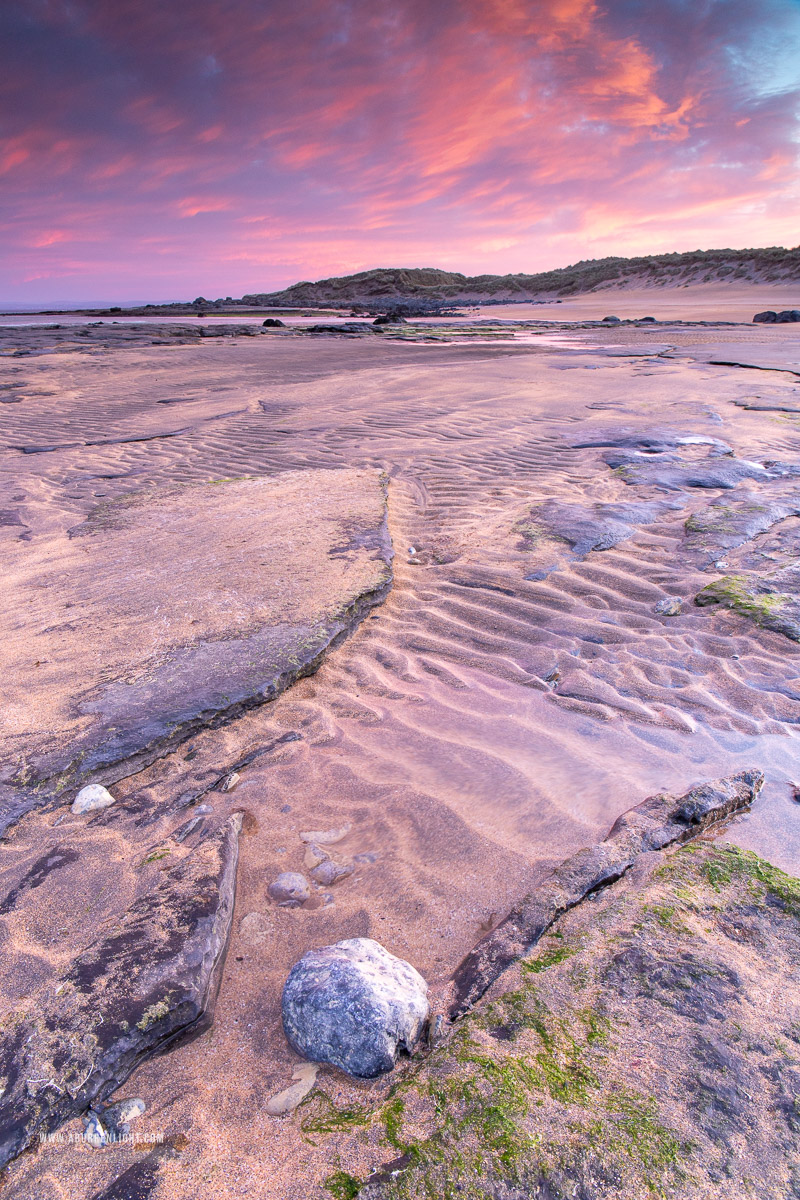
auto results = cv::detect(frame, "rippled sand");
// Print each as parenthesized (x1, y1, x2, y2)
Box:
(2, 314, 800, 1197)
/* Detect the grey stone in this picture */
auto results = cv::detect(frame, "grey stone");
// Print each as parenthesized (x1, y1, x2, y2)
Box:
(655, 597, 683, 615)
(282, 937, 429, 1077)
(268, 872, 311, 906)
(71, 784, 116, 815)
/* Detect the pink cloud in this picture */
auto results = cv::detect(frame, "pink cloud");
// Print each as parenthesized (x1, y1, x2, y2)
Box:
(0, 0, 797, 302)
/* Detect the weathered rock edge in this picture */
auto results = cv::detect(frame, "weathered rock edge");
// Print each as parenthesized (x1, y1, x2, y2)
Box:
(1, 501, 393, 833)
(0, 814, 242, 1169)
(448, 770, 763, 1020)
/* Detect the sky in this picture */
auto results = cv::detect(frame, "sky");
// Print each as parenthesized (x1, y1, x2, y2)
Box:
(1, 0, 799, 305)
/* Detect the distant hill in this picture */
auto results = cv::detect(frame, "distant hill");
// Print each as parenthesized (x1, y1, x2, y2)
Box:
(236, 248, 800, 310)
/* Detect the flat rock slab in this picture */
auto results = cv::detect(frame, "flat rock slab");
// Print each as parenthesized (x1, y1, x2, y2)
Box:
(695, 569, 800, 641)
(603, 448, 771, 491)
(531, 498, 677, 557)
(0, 814, 241, 1168)
(684, 496, 800, 558)
(0, 468, 392, 809)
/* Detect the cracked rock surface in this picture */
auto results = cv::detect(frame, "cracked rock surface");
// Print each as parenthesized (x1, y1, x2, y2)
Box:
(0, 814, 242, 1168)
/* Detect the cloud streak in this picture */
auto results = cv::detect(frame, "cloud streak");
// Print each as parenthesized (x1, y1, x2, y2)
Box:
(1, 0, 798, 301)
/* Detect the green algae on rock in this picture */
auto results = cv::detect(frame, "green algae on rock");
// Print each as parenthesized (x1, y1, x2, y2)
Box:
(695, 572, 800, 641)
(309, 840, 800, 1200)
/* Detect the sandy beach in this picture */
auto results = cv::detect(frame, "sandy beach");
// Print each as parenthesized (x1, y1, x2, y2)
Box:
(2, 293, 800, 1197)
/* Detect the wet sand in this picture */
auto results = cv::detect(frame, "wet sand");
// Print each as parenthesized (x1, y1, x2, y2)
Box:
(1, 308, 800, 1197)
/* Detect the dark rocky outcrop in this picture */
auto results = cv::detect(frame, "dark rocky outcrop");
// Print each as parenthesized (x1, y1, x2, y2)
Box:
(448, 771, 762, 1020)
(0, 815, 242, 1168)
(531, 498, 675, 557)
(684, 496, 800, 558)
(695, 569, 800, 641)
(603, 449, 770, 490)
(754, 309, 800, 323)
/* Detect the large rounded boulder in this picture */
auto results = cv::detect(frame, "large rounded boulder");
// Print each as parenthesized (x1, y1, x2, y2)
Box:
(281, 937, 429, 1078)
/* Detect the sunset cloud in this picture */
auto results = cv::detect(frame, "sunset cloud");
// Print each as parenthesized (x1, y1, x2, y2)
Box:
(0, 0, 798, 302)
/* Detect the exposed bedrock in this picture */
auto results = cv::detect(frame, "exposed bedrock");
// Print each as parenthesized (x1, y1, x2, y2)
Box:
(531, 497, 679, 557)
(603, 448, 771, 490)
(356, 837, 800, 1200)
(566, 428, 733, 455)
(448, 770, 763, 1020)
(0, 814, 242, 1168)
(0, 468, 393, 831)
(696, 569, 800, 642)
(684, 495, 800, 558)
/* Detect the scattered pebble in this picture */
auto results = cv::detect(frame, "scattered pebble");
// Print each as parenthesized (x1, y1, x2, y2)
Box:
(83, 1098, 146, 1146)
(103, 1097, 146, 1136)
(310, 860, 354, 886)
(427, 1013, 446, 1047)
(220, 771, 240, 792)
(353, 852, 378, 864)
(304, 842, 329, 869)
(268, 872, 311, 907)
(714, 560, 728, 569)
(654, 597, 683, 616)
(265, 1063, 319, 1116)
(71, 784, 116, 815)
(82, 1111, 107, 1148)
(299, 823, 351, 845)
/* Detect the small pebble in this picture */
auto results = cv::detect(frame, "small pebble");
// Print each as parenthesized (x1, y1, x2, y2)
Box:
(268, 872, 311, 906)
(82, 1111, 108, 1148)
(654, 597, 682, 616)
(72, 784, 116, 815)
(265, 1063, 319, 1116)
(103, 1097, 146, 1137)
(304, 842, 329, 869)
(310, 860, 354, 887)
(714, 560, 728, 569)
(220, 771, 240, 792)
(239, 911, 271, 944)
(280, 804, 292, 813)
(353, 852, 378, 864)
(299, 823, 351, 845)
